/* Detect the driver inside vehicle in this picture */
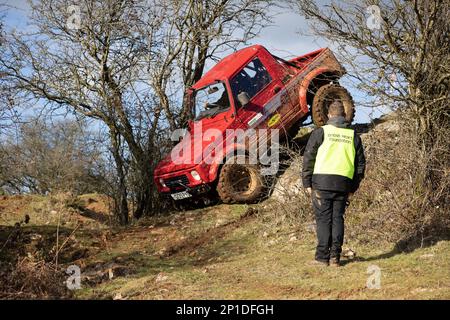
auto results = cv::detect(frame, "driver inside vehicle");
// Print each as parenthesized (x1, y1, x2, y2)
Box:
(194, 83, 230, 120)
(205, 89, 229, 109)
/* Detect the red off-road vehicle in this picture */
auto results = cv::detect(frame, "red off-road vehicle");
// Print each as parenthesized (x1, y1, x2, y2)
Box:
(154, 45, 354, 205)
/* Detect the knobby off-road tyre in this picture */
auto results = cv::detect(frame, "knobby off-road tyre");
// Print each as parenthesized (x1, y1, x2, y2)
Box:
(311, 83, 355, 127)
(217, 156, 264, 204)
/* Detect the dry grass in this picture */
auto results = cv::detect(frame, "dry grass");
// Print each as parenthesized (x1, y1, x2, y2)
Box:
(0, 258, 71, 299)
(0, 192, 448, 299)
(0, 193, 113, 299)
(74, 205, 450, 300)
(259, 114, 450, 251)
(345, 116, 450, 249)
(0, 116, 449, 299)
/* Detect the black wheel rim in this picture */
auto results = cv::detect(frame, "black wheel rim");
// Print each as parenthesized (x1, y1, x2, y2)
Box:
(228, 165, 253, 194)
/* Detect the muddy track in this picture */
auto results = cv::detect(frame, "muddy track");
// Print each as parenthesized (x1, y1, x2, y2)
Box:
(161, 207, 258, 258)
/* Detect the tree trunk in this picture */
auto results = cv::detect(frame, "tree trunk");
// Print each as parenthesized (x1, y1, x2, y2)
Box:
(110, 130, 129, 225)
(131, 152, 158, 219)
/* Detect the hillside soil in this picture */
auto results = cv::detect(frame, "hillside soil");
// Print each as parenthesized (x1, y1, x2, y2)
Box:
(0, 194, 448, 299)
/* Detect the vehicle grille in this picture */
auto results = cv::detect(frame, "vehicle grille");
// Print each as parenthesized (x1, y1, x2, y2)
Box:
(164, 175, 190, 189)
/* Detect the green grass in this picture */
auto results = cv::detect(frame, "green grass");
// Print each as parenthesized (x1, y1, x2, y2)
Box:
(76, 210, 450, 300)
(1, 194, 449, 300)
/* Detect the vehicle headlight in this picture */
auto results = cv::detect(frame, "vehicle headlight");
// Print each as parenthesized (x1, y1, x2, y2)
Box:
(191, 170, 201, 181)
(159, 178, 167, 188)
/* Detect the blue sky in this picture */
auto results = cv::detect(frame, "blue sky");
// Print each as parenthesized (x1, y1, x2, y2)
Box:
(1, 0, 388, 124)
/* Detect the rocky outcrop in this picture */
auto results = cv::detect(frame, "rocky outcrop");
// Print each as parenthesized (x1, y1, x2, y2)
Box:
(270, 113, 400, 203)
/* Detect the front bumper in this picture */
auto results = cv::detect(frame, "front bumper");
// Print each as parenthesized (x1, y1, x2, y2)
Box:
(162, 183, 212, 199)
(155, 163, 216, 194)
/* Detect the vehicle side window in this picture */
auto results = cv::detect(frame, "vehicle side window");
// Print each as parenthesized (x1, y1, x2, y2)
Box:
(230, 58, 272, 108)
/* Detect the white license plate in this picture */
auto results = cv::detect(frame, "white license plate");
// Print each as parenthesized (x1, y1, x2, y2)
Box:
(170, 191, 192, 200)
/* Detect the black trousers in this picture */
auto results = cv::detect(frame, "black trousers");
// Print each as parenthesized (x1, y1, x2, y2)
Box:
(312, 190, 348, 262)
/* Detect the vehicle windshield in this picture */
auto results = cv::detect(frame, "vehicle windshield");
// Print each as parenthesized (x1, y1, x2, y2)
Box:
(194, 82, 230, 121)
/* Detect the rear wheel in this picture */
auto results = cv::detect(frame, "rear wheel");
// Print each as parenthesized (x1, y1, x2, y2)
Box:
(217, 156, 264, 204)
(311, 83, 355, 126)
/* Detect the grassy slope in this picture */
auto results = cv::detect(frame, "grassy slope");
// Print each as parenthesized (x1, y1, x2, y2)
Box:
(1, 194, 449, 300)
(76, 203, 449, 300)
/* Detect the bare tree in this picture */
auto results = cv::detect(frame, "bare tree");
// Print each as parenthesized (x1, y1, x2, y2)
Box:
(0, 14, 15, 135)
(148, 0, 274, 130)
(0, 118, 104, 195)
(293, 0, 449, 136)
(0, 0, 276, 223)
(293, 0, 449, 236)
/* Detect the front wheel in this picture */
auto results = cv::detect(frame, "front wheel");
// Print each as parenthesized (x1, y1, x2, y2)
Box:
(217, 156, 264, 204)
(311, 83, 355, 127)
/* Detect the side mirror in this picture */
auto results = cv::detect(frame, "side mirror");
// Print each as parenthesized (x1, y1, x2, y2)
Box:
(237, 92, 250, 107)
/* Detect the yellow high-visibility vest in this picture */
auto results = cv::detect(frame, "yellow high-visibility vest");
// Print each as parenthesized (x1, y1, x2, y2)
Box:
(313, 125, 356, 179)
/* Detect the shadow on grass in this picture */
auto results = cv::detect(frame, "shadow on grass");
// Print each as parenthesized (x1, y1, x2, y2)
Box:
(341, 226, 450, 266)
(77, 207, 110, 224)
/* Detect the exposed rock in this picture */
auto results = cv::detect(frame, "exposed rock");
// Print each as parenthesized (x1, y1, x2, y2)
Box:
(82, 262, 132, 285)
(113, 293, 124, 300)
(306, 222, 316, 232)
(271, 160, 304, 202)
(155, 272, 168, 282)
(270, 113, 400, 204)
(342, 248, 356, 259)
(157, 247, 167, 256)
(29, 233, 42, 241)
(215, 219, 225, 227)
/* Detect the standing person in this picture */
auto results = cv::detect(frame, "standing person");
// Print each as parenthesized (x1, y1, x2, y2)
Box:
(302, 100, 366, 267)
